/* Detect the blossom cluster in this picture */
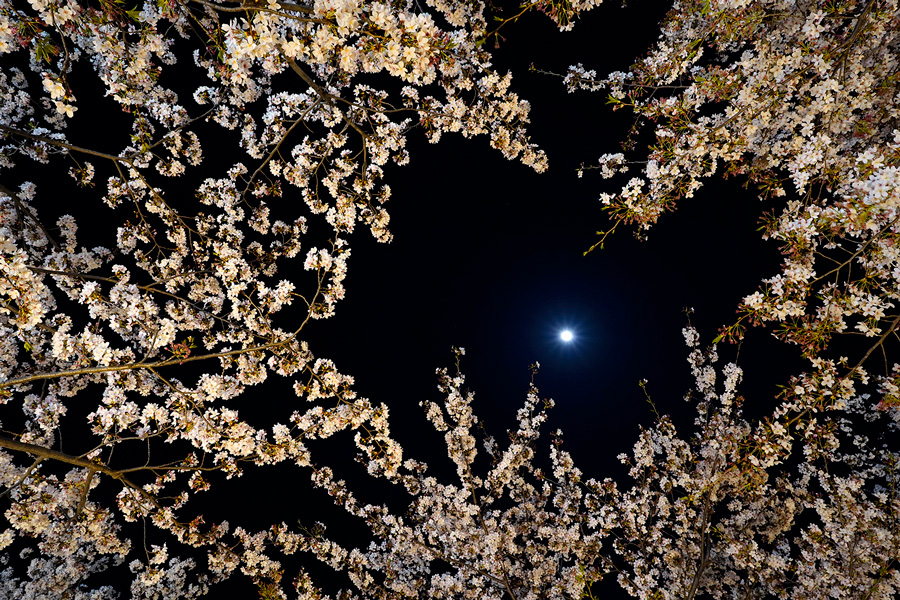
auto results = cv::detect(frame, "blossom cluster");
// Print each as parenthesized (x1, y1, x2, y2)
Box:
(564, 1, 900, 403)
(0, 0, 547, 594)
(1, 0, 899, 597)
(228, 334, 900, 600)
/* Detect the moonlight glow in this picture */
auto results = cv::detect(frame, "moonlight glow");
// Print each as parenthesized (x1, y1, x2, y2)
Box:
(560, 330, 574, 342)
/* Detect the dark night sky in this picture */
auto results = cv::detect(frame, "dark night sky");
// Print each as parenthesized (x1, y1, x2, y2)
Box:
(301, 3, 800, 479)
(259, 7, 807, 595)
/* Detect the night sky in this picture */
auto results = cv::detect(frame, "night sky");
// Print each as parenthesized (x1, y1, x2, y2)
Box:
(213, 4, 816, 598)
(246, 5, 809, 593)
(301, 2, 800, 479)
(213, 3, 802, 595)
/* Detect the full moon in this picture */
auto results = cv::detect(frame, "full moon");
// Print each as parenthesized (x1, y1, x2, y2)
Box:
(560, 329, 574, 342)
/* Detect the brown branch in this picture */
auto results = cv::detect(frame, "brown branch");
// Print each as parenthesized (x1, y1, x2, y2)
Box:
(0, 183, 61, 251)
(129, 105, 220, 156)
(0, 435, 160, 509)
(837, 0, 878, 80)
(0, 456, 43, 501)
(1, 105, 216, 163)
(27, 265, 212, 293)
(191, 0, 315, 13)
(0, 124, 126, 162)
(409, 534, 506, 588)
(685, 493, 712, 600)
(241, 115, 308, 203)
(74, 468, 96, 518)
(459, 436, 519, 600)
(25, 265, 266, 353)
(810, 215, 900, 286)
(849, 314, 900, 375)
(0, 335, 296, 390)
(0, 436, 118, 478)
(283, 55, 370, 140)
(49, 7, 73, 82)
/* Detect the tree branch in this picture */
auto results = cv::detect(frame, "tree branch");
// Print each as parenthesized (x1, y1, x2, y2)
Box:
(0, 183, 61, 251)
(0, 336, 296, 390)
(0, 435, 161, 510)
(283, 55, 370, 140)
(685, 493, 712, 600)
(0, 124, 126, 162)
(191, 0, 315, 13)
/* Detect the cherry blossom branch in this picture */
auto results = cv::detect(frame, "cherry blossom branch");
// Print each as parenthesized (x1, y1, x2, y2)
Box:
(0, 435, 160, 508)
(0, 457, 43, 501)
(848, 314, 900, 376)
(241, 114, 309, 203)
(189, 0, 316, 15)
(684, 493, 712, 600)
(0, 335, 300, 390)
(583, 219, 621, 255)
(27, 265, 213, 293)
(0, 123, 126, 162)
(810, 215, 900, 286)
(0, 105, 216, 163)
(708, 63, 816, 135)
(283, 56, 370, 141)
(465, 454, 520, 600)
(0, 183, 61, 251)
(409, 536, 506, 587)
(837, 0, 878, 80)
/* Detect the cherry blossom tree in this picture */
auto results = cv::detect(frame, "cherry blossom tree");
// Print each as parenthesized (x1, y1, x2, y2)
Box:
(286, 0, 900, 597)
(0, 0, 547, 595)
(2, 0, 900, 598)
(542, 0, 900, 597)
(567, 0, 900, 396)
(285, 330, 900, 600)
